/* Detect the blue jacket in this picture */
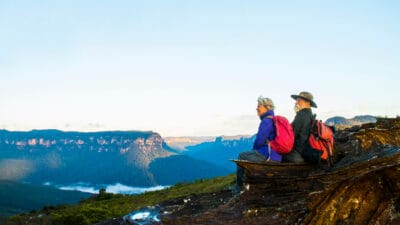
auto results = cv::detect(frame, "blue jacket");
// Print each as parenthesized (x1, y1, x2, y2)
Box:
(253, 110, 282, 162)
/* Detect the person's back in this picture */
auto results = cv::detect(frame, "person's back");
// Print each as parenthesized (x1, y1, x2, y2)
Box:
(282, 91, 317, 163)
(291, 107, 313, 161)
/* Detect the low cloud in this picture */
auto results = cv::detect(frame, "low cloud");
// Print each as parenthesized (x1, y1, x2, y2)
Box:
(58, 184, 98, 194)
(106, 183, 167, 194)
(0, 159, 35, 180)
(53, 182, 168, 194)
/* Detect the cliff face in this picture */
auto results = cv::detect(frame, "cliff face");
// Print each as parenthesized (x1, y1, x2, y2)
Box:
(0, 130, 231, 187)
(0, 130, 173, 185)
(0, 130, 165, 155)
(118, 118, 400, 225)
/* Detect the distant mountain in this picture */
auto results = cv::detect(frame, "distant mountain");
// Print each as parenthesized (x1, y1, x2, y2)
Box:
(149, 155, 230, 184)
(352, 115, 377, 124)
(325, 116, 351, 126)
(184, 135, 254, 171)
(0, 180, 91, 217)
(0, 130, 229, 187)
(163, 136, 215, 151)
(325, 115, 377, 127)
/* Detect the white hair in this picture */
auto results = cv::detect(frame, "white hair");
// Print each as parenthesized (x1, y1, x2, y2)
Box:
(257, 96, 275, 110)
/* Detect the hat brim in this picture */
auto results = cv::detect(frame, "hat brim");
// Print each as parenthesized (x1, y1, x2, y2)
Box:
(291, 95, 317, 108)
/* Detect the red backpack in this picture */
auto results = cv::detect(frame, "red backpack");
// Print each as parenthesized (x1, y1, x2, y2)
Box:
(309, 117, 334, 165)
(267, 115, 295, 154)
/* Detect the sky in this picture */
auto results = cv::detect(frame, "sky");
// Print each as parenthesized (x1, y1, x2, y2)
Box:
(0, 0, 399, 136)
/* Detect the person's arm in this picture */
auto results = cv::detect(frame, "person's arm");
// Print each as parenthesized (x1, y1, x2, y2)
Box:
(291, 113, 303, 136)
(291, 110, 309, 153)
(253, 119, 274, 149)
(292, 109, 311, 136)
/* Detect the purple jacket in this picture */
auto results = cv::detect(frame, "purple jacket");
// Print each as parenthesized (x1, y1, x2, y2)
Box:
(253, 110, 282, 162)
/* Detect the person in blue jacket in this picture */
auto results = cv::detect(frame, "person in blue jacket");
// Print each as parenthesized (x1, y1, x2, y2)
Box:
(235, 96, 282, 192)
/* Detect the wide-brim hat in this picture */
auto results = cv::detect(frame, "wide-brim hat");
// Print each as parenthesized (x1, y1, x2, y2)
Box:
(291, 91, 317, 108)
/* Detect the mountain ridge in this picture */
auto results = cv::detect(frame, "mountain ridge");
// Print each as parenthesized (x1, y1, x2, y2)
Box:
(0, 129, 229, 187)
(325, 115, 377, 127)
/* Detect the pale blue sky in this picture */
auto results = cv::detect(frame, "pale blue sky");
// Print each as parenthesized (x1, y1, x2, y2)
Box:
(0, 1, 399, 136)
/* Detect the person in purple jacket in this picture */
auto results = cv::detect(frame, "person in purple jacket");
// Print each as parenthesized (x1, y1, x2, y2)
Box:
(234, 96, 282, 193)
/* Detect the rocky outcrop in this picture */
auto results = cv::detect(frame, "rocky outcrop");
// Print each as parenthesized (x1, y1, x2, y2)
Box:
(227, 147, 400, 225)
(116, 118, 400, 225)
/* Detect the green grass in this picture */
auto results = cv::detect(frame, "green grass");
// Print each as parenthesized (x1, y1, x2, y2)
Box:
(6, 174, 235, 225)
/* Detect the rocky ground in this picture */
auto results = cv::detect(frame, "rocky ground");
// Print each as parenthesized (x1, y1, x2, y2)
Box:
(97, 118, 400, 225)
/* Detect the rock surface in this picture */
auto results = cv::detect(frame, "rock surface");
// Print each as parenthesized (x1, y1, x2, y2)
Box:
(108, 118, 400, 225)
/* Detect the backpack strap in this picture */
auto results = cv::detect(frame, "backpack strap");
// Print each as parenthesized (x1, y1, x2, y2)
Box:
(264, 115, 274, 161)
(266, 142, 271, 161)
(310, 113, 317, 128)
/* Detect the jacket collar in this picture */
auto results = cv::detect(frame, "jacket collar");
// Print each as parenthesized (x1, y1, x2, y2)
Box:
(260, 110, 274, 120)
(298, 108, 312, 113)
